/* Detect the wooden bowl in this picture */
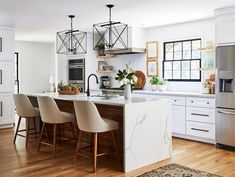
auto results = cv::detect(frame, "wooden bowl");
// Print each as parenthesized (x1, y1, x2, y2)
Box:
(134, 70, 146, 89)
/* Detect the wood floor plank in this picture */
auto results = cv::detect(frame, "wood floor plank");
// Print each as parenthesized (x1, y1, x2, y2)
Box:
(1, 128, 235, 176)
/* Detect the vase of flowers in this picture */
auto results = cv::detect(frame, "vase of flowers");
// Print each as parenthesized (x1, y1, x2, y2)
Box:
(115, 65, 138, 99)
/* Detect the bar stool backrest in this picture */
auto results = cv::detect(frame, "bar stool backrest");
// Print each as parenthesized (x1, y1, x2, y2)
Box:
(37, 96, 65, 124)
(13, 94, 39, 117)
(73, 100, 109, 133)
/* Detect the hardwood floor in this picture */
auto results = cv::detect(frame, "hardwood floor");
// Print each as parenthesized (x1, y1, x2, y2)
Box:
(1, 128, 235, 177)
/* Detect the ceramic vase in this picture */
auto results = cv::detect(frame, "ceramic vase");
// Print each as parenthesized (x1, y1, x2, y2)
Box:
(124, 83, 132, 99)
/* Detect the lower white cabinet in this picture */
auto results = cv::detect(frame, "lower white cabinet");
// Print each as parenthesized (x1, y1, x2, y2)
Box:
(186, 121, 215, 140)
(0, 93, 14, 125)
(0, 61, 14, 93)
(186, 107, 215, 124)
(172, 105, 186, 134)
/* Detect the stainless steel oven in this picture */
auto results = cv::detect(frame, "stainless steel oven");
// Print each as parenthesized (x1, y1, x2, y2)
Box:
(68, 59, 85, 92)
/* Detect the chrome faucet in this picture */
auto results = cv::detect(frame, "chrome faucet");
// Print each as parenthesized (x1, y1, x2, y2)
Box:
(86, 74, 99, 96)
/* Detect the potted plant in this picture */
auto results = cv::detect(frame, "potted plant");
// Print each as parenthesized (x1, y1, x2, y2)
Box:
(150, 76, 167, 91)
(201, 81, 211, 94)
(95, 43, 105, 56)
(115, 65, 138, 99)
(158, 78, 168, 91)
(150, 75, 160, 91)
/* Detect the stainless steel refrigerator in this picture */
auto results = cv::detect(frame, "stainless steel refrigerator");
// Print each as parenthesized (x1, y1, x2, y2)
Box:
(216, 45, 235, 148)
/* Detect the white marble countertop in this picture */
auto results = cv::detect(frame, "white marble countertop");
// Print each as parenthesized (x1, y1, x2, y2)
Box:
(27, 92, 162, 106)
(133, 90, 215, 98)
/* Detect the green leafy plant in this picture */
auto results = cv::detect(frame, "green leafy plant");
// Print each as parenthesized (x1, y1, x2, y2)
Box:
(95, 43, 105, 50)
(150, 76, 167, 85)
(115, 64, 138, 87)
(57, 80, 65, 90)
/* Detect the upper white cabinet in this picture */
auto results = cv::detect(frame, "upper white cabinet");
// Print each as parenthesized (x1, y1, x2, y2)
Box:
(0, 61, 14, 93)
(215, 6, 235, 45)
(0, 28, 14, 60)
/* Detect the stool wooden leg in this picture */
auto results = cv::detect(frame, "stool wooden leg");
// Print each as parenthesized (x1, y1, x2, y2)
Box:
(111, 131, 120, 163)
(93, 133, 98, 173)
(74, 131, 82, 164)
(37, 122, 45, 152)
(58, 124, 62, 146)
(53, 124, 57, 157)
(25, 118, 30, 148)
(13, 117, 22, 144)
(70, 122, 76, 144)
(33, 117, 37, 139)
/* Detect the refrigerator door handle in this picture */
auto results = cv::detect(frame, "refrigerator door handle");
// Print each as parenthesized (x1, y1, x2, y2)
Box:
(217, 110, 235, 115)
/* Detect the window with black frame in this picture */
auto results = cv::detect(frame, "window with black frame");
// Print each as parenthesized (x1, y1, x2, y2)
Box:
(163, 39, 201, 81)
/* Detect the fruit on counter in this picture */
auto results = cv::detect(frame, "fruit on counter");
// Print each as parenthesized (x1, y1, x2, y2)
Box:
(57, 81, 80, 92)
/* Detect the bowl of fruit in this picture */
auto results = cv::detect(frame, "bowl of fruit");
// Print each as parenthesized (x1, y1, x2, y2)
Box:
(57, 81, 80, 95)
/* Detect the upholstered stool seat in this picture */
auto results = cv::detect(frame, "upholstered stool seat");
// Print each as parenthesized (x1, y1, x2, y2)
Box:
(13, 94, 40, 148)
(73, 100, 120, 173)
(37, 96, 76, 157)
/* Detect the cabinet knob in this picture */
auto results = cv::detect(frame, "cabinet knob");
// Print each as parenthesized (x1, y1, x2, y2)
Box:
(207, 102, 209, 104)
(174, 100, 177, 102)
(191, 101, 194, 103)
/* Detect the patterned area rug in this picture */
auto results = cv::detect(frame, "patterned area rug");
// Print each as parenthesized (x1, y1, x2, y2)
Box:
(137, 164, 222, 177)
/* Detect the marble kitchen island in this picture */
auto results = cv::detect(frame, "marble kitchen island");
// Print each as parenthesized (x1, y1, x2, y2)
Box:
(28, 93, 172, 172)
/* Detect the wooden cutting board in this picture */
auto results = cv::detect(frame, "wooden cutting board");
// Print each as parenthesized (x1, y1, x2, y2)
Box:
(134, 70, 146, 89)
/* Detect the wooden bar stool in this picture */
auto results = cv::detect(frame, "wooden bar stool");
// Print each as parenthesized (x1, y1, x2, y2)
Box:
(13, 94, 40, 148)
(37, 96, 76, 157)
(73, 100, 120, 173)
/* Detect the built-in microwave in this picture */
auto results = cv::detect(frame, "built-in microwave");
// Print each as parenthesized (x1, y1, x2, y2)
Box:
(68, 59, 85, 92)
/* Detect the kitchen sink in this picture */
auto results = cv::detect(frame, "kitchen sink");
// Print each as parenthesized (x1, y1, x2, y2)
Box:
(91, 94, 119, 99)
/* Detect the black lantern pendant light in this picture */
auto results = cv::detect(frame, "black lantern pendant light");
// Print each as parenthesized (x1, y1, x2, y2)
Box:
(57, 15, 87, 55)
(93, 4, 128, 50)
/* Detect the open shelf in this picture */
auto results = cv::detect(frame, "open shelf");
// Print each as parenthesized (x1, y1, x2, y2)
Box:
(96, 55, 116, 59)
(198, 67, 216, 71)
(96, 70, 116, 73)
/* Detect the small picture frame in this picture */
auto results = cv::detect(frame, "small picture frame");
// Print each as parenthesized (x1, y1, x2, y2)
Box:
(146, 41, 158, 59)
(146, 60, 158, 76)
(98, 61, 107, 70)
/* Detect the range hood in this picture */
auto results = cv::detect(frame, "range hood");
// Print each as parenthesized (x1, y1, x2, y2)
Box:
(104, 48, 146, 55)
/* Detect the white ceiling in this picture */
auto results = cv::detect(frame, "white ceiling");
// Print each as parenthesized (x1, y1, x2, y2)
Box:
(1, 0, 235, 43)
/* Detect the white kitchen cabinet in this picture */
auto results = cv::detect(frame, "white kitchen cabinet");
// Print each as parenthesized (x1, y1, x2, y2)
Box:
(0, 94, 14, 125)
(215, 7, 235, 45)
(186, 107, 215, 124)
(0, 28, 14, 60)
(172, 105, 186, 134)
(0, 61, 14, 93)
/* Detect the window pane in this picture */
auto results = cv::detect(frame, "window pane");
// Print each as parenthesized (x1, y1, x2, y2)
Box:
(191, 70, 200, 79)
(192, 40, 201, 50)
(174, 51, 182, 60)
(164, 62, 172, 70)
(182, 61, 190, 70)
(182, 70, 190, 79)
(173, 61, 181, 70)
(183, 41, 191, 50)
(192, 50, 201, 59)
(165, 52, 173, 60)
(191, 60, 200, 69)
(164, 71, 172, 79)
(173, 70, 181, 79)
(183, 50, 191, 59)
(165, 43, 173, 52)
(174, 42, 182, 51)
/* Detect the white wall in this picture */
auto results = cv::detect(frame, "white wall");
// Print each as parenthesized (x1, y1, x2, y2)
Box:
(57, 19, 215, 92)
(15, 41, 55, 93)
(146, 18, 215, 92)
(108, 19, 215, 92)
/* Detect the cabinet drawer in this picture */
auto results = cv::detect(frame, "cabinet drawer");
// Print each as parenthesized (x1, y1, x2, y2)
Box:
(0, 61, 14, 92)
(0, 94, 14, 125)
(186, 97, 215, 108)
(166, 96, 185, 106)
(186, 121, 215, 139)
(186, 107, 215, 124)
